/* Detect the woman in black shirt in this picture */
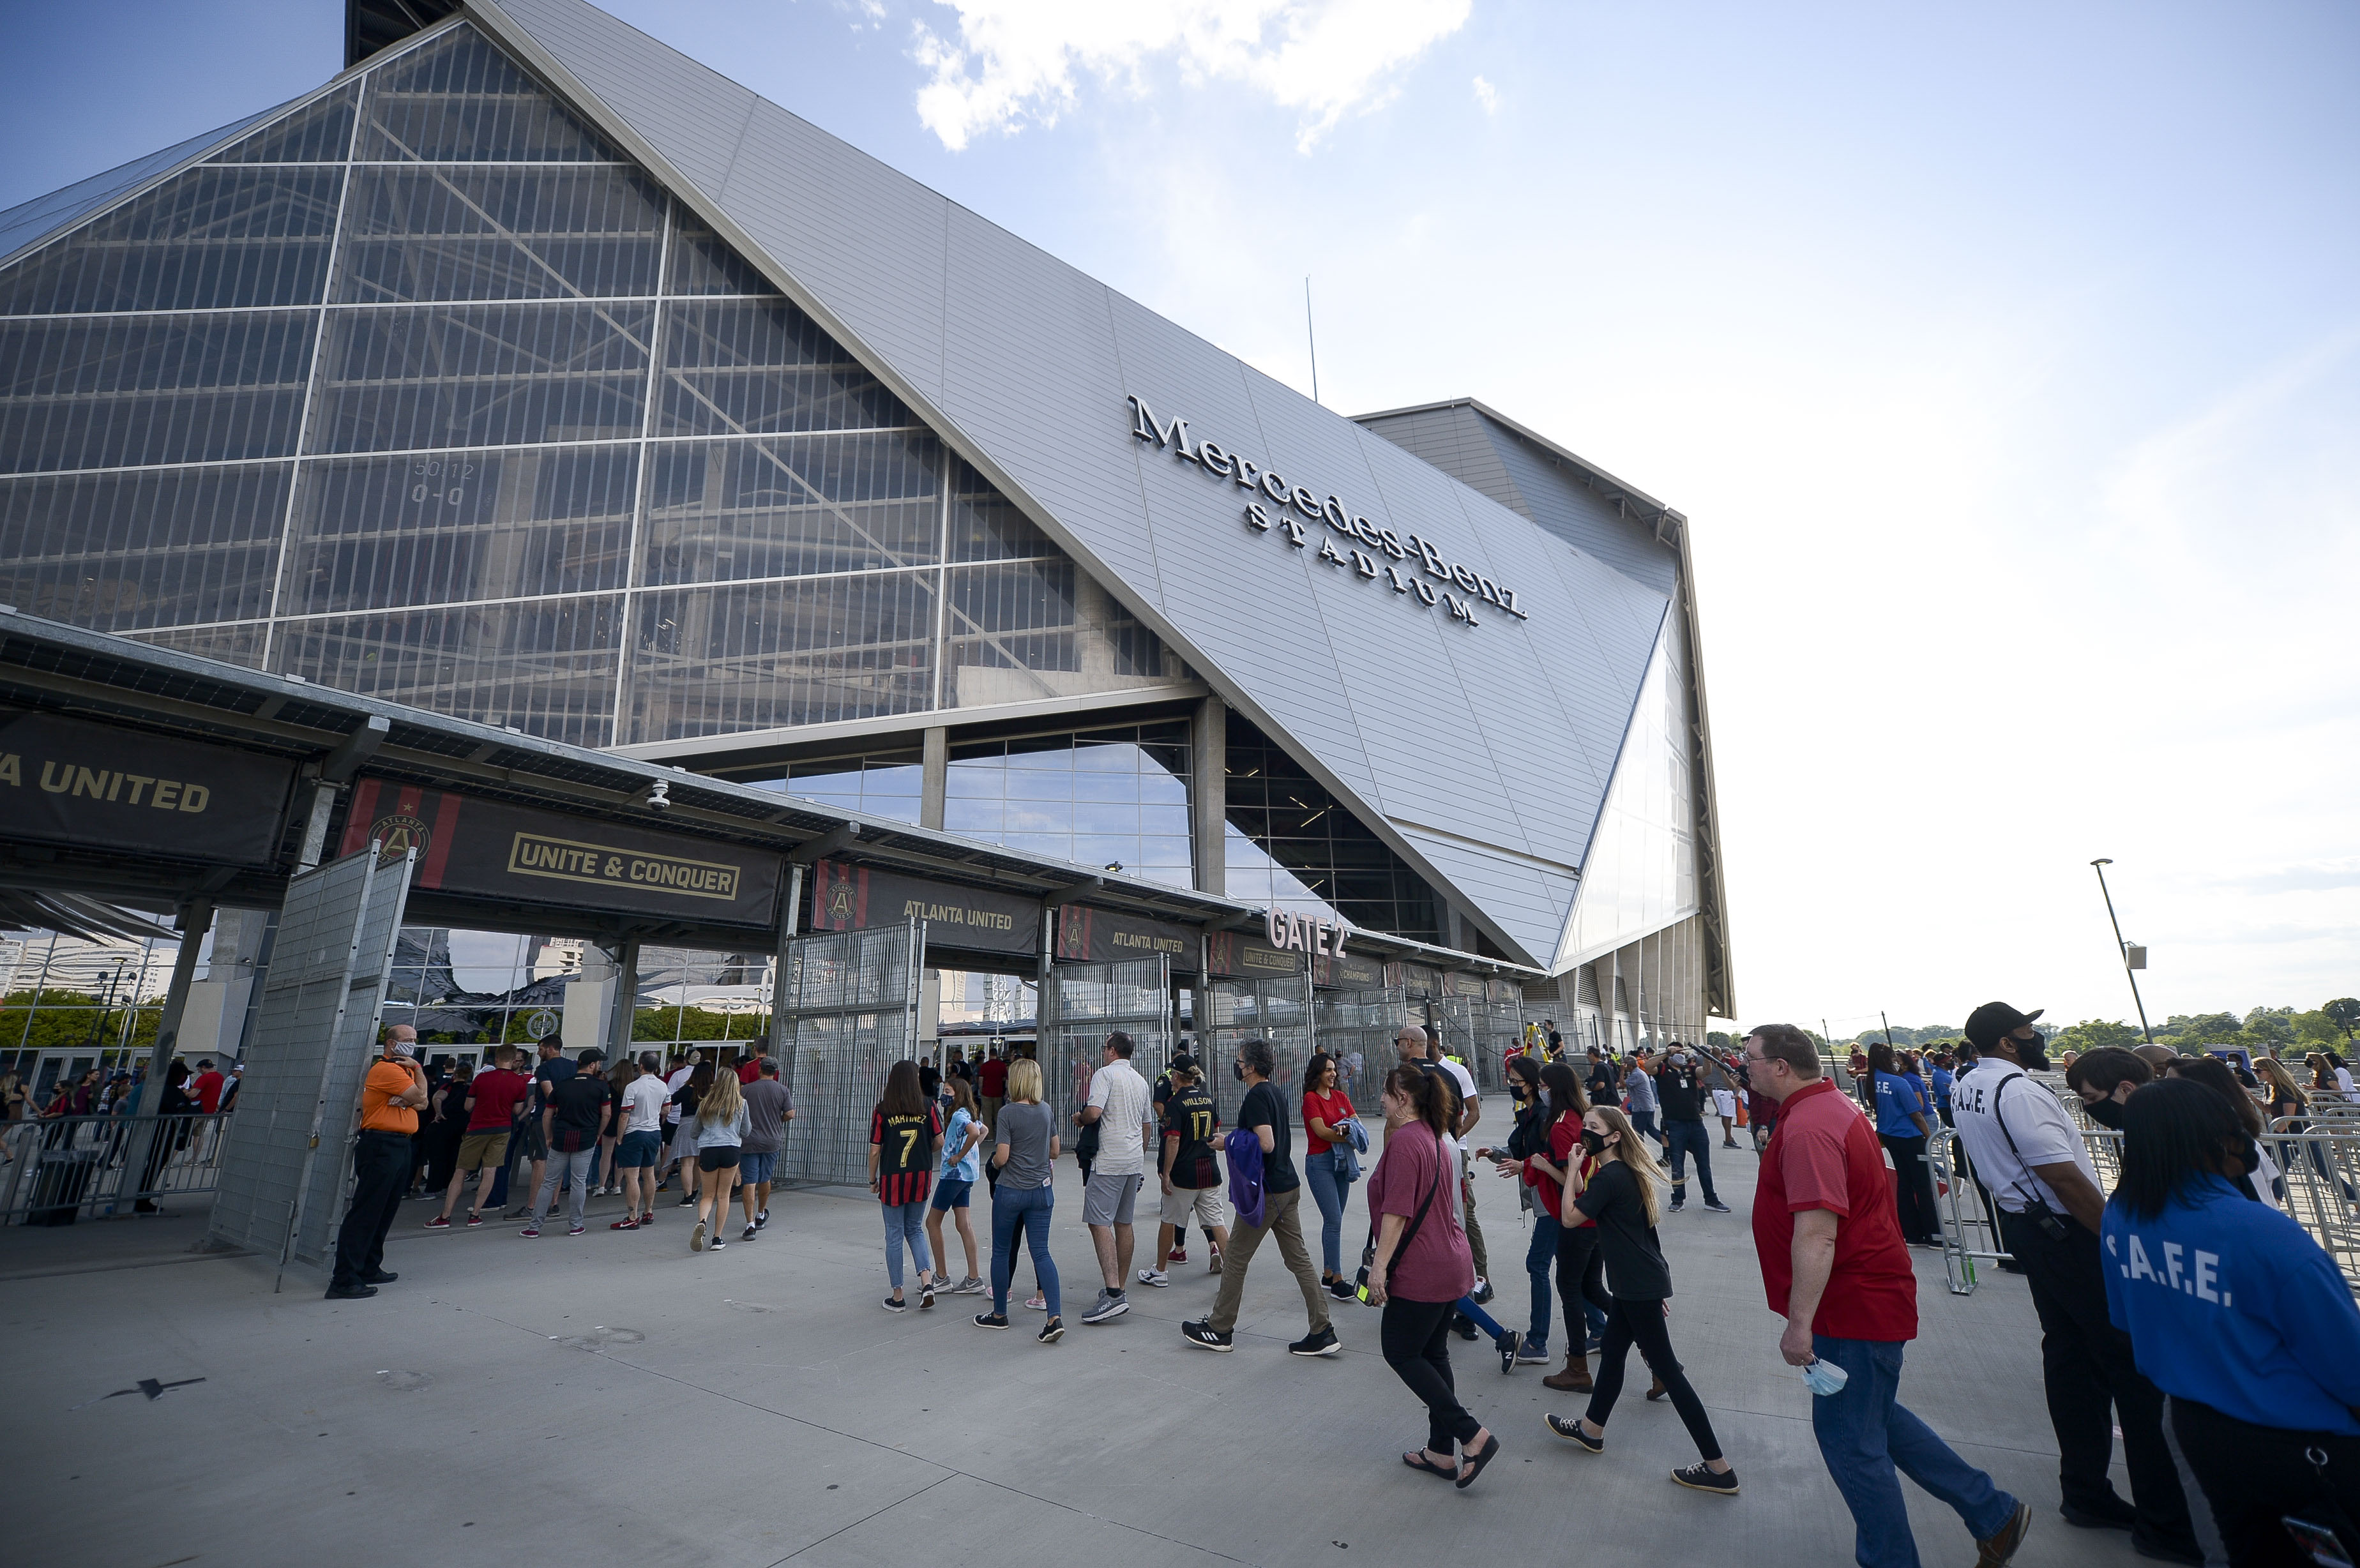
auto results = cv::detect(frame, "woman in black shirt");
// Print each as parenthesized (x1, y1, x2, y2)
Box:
(1545, 1104, 1738, 1496)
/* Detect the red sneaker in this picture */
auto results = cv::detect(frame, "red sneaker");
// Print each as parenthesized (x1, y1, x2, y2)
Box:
(465, 1212, 485, 1228)
(423, 1215, 451, 1230)
(609, 1218, 638, 1230)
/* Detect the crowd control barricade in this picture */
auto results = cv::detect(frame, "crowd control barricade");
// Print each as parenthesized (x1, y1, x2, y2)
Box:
(0, 1112, 229, 1224)
(773, 921, 923, 1189)
(1313, 985, 1405, 1106)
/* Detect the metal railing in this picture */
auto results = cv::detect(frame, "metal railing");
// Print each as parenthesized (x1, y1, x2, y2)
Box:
(1930, 1122, 2360, 1296)
(0, 1112, 229, 1225)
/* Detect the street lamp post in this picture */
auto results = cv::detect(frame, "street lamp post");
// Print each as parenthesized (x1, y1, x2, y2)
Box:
(2089, 859, 2154, 1045)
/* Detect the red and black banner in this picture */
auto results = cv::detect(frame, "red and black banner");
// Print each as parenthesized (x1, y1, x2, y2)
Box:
(1055, 904, 1195, 966)
(808, 859, 1038, 957)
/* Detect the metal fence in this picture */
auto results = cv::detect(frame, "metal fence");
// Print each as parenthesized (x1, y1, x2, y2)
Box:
(1434, 994, 1522, 1094)
(0, 1112, 229, 1225)
(1038, 956, 1173, 1133)
(774, 921, 923, 1189)
(1314, 985, 1405, 1105)
(1203, 971, 1314, 1129)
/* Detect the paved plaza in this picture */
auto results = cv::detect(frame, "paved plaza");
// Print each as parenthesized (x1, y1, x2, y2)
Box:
(4, 1103, 2147, 1568)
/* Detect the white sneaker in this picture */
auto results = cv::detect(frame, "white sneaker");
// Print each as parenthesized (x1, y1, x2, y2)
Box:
(1137, 1268, 1170, 1288)
(1024, 1295, 1047, 1311)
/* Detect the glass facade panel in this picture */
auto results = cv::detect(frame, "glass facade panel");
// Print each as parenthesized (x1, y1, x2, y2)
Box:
(0, 464, 289, 631)
(273, 595, 623, 746)
(337, 165, 665, 305)
(946, 456, 1055, 562)
(657, 298, 907, 437)
(0, 312, 314, 472)
(128, 619, 269, 665)
(356, 26, 618, 164)
(760, 751, 923, 825)
(1554, 620, 1699, 968)
(1223, 710, 1442, 941)
(204, 82, 359, 165)
(0, 165, 344, 316)
(282, 444, 633, 615)
(628, 574, 937, 741)
(943, 559, 1181, 708)
(665, 211, 769, 296)
(642, 432, 941, 586)
(313, 299, 652, 452)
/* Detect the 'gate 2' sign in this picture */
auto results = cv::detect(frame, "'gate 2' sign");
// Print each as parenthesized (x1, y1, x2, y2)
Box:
(1128, 395, 1531, 629)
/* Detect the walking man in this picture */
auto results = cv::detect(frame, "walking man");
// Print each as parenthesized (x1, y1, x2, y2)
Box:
(1076, 1031, 1156, 1323)
(738, 1057, 793, 1239)
(522, 1050, 607, 1239)
(1182, 1037, 1338, 1357)
(1949, 1002, 2200, 1562)
(1657, 1046, 1729, 1213)
(1745, 1023, 2031, 1568)
(328, 1026, 427, 1299)
(1144, 1058, 1229, 1285)
(979, 1046, 1008, 1133)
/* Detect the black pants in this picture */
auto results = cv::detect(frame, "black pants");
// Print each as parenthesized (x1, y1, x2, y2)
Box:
(1554, 1222, 1610, 1353)
(1880, 1133, 1938, 1244)
(332, 1131, 412, 1289)
(2000, 1210, 2197, 1554)
(1586, 1295, 1722, 1462)
(2172, 1397, 2360, 1568)
(1381, 1295, 1483, 1454)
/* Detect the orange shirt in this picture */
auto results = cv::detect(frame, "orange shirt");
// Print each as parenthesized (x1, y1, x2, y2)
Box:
(359, 1059, 420, 1134)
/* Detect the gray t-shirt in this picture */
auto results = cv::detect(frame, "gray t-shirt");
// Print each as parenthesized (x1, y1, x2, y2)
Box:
(1625, 1066, 1659, 1113)
(695, 1104, 750, 1149)
(740, 1078, 793, 1154)
(995, 1101, 1055, 1189)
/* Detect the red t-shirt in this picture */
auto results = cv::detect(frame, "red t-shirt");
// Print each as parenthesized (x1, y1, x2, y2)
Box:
(1530, 1111, 1598, 1226)
(190, 1071, 225, 1114)
(1301, 1089, 1354, 1154)
(466, 1069, 530, 1133)
(1365, 1122, 1474, 1304)
(736, 1059, 764, 1085)
(1753, 1080, 1918, 1341)
(979, 1059, 1008, 1097)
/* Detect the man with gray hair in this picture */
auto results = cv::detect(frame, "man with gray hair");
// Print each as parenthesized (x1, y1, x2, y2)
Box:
(1181, 1036, 1338, 1357)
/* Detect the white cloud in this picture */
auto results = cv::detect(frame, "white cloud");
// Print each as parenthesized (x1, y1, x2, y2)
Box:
(1471, 73, 1497, 114)
(910, 0, 1472, 152)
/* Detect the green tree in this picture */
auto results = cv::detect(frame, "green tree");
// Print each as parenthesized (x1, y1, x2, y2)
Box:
(1706, 1030, 1734, 1051)
(2326, 999, 2360, 1043)
(2241, 1007, 2296, 1050)
(2053, 1019, 2140, 1055)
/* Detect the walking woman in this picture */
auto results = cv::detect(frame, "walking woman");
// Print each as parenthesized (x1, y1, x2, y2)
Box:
(974, 1057, 1063, 1341)
(2105, 1079, 2360, 1565)
(1368, 1064, 1501, 1488)
(1529, 1060, 1613, 1392)
(1491, 1055, 1557, 1366)
(868, 1060, 941, 1311)
(1301, 1051, 1358, 1301)
(690, 1069, 746, 1253)
(1545, 1104, 1738, 1496)
(1869, 1043, 1940, 1246)
(927, 1076, 988, 1295)
(668, 1060, 713, 1209)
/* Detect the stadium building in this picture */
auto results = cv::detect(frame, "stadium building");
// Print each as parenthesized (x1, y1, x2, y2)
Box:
(0, 0, 1732, 1087)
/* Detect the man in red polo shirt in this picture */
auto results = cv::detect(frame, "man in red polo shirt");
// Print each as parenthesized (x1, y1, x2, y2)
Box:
(1745, 1023, 2031, 1568)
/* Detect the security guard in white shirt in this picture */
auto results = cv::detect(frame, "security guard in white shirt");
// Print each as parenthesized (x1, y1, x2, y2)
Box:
(1949, 1001, 2200, 1564)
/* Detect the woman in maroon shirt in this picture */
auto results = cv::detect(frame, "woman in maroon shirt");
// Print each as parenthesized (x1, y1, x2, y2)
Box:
(1365, 1064, 1501, 1488)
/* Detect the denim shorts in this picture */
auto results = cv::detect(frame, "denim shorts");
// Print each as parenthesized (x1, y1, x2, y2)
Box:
(930, 1176, 973, 1212)
(739, 1149, 778, 1186)
(614, 1129, 662, 1168)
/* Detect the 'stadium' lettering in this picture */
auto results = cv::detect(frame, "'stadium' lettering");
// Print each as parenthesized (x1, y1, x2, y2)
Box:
(1121, 395, 1531, 624)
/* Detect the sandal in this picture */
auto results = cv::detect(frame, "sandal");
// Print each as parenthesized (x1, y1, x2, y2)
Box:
(1455, 1433, 1502, 1489)
(1402, 1450, 1458, 1480)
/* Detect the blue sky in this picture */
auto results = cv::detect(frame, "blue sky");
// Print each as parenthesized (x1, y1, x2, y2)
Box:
(6, 1, 2356, 1032)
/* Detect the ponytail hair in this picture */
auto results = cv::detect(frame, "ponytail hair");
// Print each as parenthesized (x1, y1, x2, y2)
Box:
(1384, 1064, 1451, 1138)
(1591, 1104, 1666, 1225)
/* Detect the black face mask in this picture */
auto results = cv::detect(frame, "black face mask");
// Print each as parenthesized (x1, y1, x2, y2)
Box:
(2012, 1032, 2050, 1073)
(1232, 1060, 1246, 1083)
(1580, 1129, 1608, 1156)
(2230, 1139, 2260, 1177)
(2082, 1096, 2125, 1130)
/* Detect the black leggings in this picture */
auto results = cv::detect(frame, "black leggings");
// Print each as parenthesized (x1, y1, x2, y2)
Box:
(1554, 1223, 1611, 1352)
(1381, 1295, 1483, 1454)
(2172, 1396, 2360, 1568)
(1586, 1295, 1722, 1462)
(1880, 1133, 1939, 1244)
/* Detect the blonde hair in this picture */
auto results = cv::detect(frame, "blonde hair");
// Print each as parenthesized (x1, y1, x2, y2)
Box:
(1006, 1058, 1043, 1104)
(1591, 1104, 1667, 1225)
(2257, 1057, 2308, 1108)
(699, 1071, 743, 1124)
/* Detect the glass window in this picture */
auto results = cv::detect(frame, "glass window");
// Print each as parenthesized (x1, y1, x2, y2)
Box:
(766, 752, 923, 825)
(642, 432, 941, 586)
(1554, 621, 1699, 968)
(1223, 709, 1441, 942)
(666, 211, 769, 296)
(942, 560, 1181, 709)
(657, 298, 907, 436)
(0, 312, 314, 473)
(357, 26, 619, 164)
(282, 444, 634, 615)
(337, 165, 666, 303)
(0, 464, 290, 632)
(128, 620, 268, 667)
(204, 82, 359, 165)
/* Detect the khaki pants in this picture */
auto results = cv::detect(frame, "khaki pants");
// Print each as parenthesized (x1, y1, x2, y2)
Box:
(982, 1095, 1004, 1133)
(1208, 1187, 1331, 1335)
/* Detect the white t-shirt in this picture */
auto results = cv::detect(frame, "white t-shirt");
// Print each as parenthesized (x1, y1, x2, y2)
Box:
(664, 1065, 693, 1123)
(622, 1075, 667, 1135)
(1438, 1058, 1478, 1122)
(1948, 1062, 2098, 1216)
(2336, 1067, 2356, 1101)
(1085, 1059, 1152, 1177)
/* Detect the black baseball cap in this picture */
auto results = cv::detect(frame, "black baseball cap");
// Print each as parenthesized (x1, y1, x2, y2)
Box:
(1964, 1002, 2044, 1050)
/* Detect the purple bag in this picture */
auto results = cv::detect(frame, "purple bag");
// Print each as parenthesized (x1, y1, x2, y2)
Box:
(1225, 1127, 1265, 1230)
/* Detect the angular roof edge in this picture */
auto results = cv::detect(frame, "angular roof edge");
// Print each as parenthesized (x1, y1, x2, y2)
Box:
(1354, 397, 1683, 533)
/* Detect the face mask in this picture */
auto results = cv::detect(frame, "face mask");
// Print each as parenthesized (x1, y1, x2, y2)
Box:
(1232, 1060, 1246, 1083)
(2230, 1140, 2259, 1177)
(1580, 1129, 1608, 1155)
(2014, 1032, 2050, 1072)
(2081, 1096, 2125, 1130)
(1670, 1053, 1689, 1067)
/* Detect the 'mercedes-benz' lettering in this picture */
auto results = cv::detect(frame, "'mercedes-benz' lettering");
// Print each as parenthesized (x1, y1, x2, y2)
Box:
(1126, 393, 1530, 626)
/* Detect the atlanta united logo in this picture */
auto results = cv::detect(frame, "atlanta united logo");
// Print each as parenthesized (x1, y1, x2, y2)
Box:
(369, 811, 431, 861)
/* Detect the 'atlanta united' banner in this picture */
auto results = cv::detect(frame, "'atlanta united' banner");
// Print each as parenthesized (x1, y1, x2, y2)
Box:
(1055, 904, 1195, 965)
(808, 859, 1038, 956)
(338, 778, 782, 924)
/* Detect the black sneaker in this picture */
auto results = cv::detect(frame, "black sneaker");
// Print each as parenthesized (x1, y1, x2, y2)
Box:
(1324, 1278, 1356, 1301)
(323, 1283, 377, 1300)
(755, 1209, 769, 1228)
(973, 1311, 1010, 1330)
(1038, 1317, 1064, 1344)
(1668, 1201, 1686, 1212)
(707, 1239, 727, 1251)
(359, 1271, 398, 1285)
(1497, 1330, 1521, 1375)
(1671, 1461, 1739, 1496)
(1181, 1320, 1233, 1352)
(1289, 1325, 1341, 1357)
(881, 1296, 907, 1313)
(1545, 1413, 1602, 1454)
(1703, 1199, 1732, 1214)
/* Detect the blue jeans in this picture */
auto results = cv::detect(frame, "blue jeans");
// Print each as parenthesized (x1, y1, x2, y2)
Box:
(1525, 1210, 1560, 1353)
(991, 1182, 1062, 1319)
(1303, 1148, 1349, 1277)
(1812, 1335, 2018, 1568)
(1665, 1119, 1719, 1205)
(881, 1198, 932, 1290)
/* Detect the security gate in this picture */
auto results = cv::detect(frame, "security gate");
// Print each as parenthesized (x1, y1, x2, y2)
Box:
(210, 845, 413, 1263)
(1313, 985, 1406, 1105)
(1038, 956, 1174, 1129)
(1435, 991, 1523, 1094)
(1203, 970, 1315, 1127)
(775, 921, 923, 1188)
